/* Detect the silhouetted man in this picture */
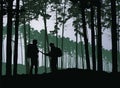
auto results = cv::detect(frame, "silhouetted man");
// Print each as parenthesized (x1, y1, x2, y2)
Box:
(41, 43, 59, 72)
(29, 39, 39, 75)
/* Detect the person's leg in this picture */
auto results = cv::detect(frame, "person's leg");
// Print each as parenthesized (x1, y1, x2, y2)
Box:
(29, 58, 34, 74)
(30, 65, 33, 74)
(51, 58, 57, 72)
(54, 60, 57, 71)
(27, 58, 31, 74)
(35, 59, 38, 74)
(50, 59, 54, 72)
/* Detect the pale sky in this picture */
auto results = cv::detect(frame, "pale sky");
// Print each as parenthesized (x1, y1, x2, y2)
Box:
(30, 15, 112, 50)
(3, 13, 112, 50)
(30, 16, 76, 41)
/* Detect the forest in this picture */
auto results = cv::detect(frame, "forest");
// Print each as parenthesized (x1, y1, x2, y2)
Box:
(0, 0, 120, 77)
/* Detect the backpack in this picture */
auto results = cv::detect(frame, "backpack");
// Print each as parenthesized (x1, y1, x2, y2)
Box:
(55, 47, 62, 57)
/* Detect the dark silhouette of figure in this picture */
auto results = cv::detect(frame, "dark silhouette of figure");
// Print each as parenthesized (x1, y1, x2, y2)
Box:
(29, 39, 39, 75)
(41, 43, 61, 72)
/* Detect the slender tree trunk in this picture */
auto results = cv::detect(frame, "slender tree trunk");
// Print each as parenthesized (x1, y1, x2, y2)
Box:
(43, 2, 49, 72)
(80, 36, 84, 69)
(61, 1, 66, 69)
(0, 0, 3, 76)
(6, 0, 13, 76)
(97, 0, 103, 71)
(43, 15, 47, 72)
(75, 32, 78, 68)
(13, 0, 20, 75)
(117, 1, 120, 71)
(81, 8, 90, 70)
(22, 0, 29, 74)
(78, 24, 84, 69)
(91, 6, 96, 71)
(24, 22, 28, 74)
(28, 0, 31, 43)
(20, 33, 23, 64)
(111, 0, 117, 72)
(55, 7, 58, 47)
(25, 0, 32, 74)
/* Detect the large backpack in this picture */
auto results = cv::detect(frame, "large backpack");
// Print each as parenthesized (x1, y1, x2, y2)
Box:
(55, 47, 62, 57)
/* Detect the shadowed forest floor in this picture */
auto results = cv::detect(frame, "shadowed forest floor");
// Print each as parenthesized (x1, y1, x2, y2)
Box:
(1, 68, 120, 87)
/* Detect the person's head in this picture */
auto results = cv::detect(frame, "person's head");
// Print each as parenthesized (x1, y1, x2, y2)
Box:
(33, 39, 37, 45)
(49, 43, 55, 48)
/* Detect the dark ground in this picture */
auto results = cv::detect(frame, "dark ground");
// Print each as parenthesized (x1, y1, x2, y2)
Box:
(1, 68, 120, 88)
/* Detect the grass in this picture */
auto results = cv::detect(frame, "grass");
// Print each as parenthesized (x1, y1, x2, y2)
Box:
(2, 63, 51, 75)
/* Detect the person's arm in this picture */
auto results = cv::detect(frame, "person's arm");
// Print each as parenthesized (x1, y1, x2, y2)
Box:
(39, 51, 49, 56)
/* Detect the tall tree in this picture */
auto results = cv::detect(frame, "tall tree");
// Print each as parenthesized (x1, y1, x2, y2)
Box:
(111, 0, 117, 72)
(60, 0, 67, 69)
(97, 0, 103, 71)
(116, 0, 120, 71)
(0, 0, 4, 76)
(90, 0, 96, 71)
(22, 0, 28, 74)
(81, 7, 90, 70)
(6, 0, 14, 76)
(75, 31, 78, 68)
(42, 1, 50, 72)
(70, 0, 90, 70)
(13, 0, 20, 75)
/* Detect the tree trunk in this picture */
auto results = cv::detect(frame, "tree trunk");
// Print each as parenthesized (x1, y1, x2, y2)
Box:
(13, 0, 20, 75)
(80, 35, 84, 69)
(111, 0, 117, 72)
(55, 7, 58, 47)
(61, 1, 66, 69)
(91, 6, 96, 71)
(43, 2, 49, 72)
(81, 8, 90, 70)
(75, 32, 78, 68)
(97, 0, 103, 71)
(23, 22, 28, 74)
(22, 0, 29, 74)
(117, 1, 120, 71)
(0, 0, 3, 76)
(6, 0, 13, 76)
